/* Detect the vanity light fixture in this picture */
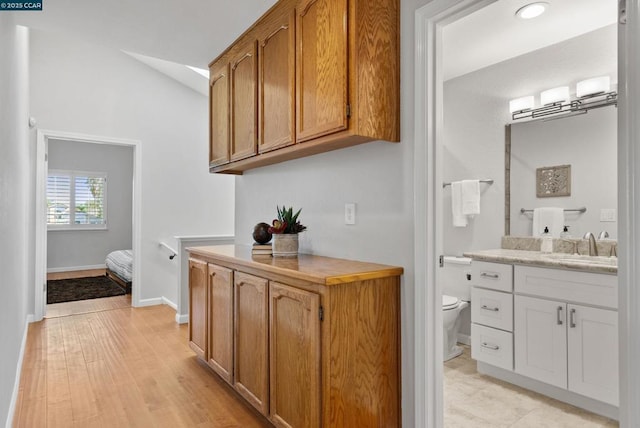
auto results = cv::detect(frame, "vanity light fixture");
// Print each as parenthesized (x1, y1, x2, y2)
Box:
(515, 2, 548, 20)
(510, 76, 617, 121)
(540, 86, 570, 106)
(576, 76, 611, 98)
(509, 96, 535, 114)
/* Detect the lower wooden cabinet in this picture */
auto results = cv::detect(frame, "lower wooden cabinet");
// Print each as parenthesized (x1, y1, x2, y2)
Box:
(234, 272, 270, 415)
(188, 258, 208, 360)
(269, 281, 321, 428)
(207, 263, 234, 384)
(187, 246, 402, 427)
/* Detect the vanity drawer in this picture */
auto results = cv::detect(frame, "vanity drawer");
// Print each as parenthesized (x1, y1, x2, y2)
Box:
(471, 261, 513, 292)
(471, 287, 513, 332)
(471, 324, 513, 371)
(514, 265, 617, 309)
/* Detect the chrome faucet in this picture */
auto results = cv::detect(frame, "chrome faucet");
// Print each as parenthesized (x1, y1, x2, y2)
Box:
(583, 232, 598, 256)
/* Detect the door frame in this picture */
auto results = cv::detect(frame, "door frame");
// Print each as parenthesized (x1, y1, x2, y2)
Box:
(413, 0, 639, 426)
(34, 129, 142, 320)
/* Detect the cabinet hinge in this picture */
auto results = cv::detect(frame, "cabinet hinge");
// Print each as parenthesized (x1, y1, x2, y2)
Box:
(439, 255, 444, 268)
(319, 305, 324, 322)
(346, 104, 351, 118)
(619, 0, 627, 24)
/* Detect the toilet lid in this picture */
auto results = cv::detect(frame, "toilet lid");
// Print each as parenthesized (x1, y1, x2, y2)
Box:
(442, 295, 459, 310)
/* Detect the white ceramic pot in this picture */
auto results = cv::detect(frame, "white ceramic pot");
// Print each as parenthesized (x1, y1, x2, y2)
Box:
(272, 234, 299, 258)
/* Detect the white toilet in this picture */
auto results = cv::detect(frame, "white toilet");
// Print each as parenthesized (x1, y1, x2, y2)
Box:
(441, 256, 472, 361)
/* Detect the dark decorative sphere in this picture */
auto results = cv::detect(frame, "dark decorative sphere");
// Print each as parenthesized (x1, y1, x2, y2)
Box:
(252, 222, 272, 244)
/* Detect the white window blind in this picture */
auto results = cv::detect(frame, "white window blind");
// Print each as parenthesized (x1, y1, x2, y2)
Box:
(47, 170, 107, 230)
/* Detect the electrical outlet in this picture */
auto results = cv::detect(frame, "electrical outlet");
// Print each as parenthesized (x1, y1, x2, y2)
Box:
(345, 203, 356, 225)
(600, 208, 617, 222)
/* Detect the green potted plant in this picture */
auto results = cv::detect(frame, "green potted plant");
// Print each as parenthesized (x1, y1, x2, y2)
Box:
(268, 206, 307, 257)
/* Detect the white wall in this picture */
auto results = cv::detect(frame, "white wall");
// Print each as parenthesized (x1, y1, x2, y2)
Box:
(443, 25, 617, 256)
(0, 19, 31, 427)
(510, 107, 617, 238)
(29, 29, 235, 305)
(47, 139, 134, 270)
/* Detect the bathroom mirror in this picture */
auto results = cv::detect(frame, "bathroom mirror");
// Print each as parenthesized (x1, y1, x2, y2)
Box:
(505, 105, 617, 238)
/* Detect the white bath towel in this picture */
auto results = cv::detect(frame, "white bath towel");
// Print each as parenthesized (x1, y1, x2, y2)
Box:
(532, 207, 565, 237)
(451, 181, 468, 227)
(461, 180, 481, 216)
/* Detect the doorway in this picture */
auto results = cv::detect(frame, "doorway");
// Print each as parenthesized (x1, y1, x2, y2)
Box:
(35, 130, 143, 321)
(413, 0, 638, 427)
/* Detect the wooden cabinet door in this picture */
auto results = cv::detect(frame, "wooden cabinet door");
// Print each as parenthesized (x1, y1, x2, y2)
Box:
(567, 304, 619, 405)
(209, 59, 230, 166)
(259, 5, 296, 153)
(514, 295, 567, 388)
(188, 258, 208, 360)
(234, 272, 269, 415)
(230, 40, 258, 161)
(296, 0, 348, 143)
(207, 264, 234, 385)
(269, 282, 320, 428)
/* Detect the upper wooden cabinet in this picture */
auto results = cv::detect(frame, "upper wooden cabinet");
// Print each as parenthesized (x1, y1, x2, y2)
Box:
(209, 59, 230, 166)
(208, 0, 399, 174)
(296, 0, 348, 142)
(259, 3, 296, 153)
(230, 39, 258, 161)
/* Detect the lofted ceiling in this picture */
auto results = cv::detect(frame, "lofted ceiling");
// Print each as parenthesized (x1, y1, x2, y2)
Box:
(13, 0, 618, 93)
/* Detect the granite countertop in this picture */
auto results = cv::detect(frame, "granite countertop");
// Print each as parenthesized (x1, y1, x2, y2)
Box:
(462, 248, 618, 275)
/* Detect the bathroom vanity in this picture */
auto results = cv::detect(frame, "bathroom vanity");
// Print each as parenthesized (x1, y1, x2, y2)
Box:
(465, 248, 618, 419)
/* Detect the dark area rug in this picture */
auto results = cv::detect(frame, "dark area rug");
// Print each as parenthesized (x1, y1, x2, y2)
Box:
(47, 276, 126, 304)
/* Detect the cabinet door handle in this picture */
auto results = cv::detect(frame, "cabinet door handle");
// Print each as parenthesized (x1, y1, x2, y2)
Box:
(480, 272, 499, 279)
(481, 305, 499, 312)
(481, 342, 500, 351)
(569, 308, 577, 328)
(557, 306, 563, 325)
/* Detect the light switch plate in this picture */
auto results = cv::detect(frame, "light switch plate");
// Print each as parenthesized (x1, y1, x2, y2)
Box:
(600, 208, 617, 222)
(345, 203, 356, 225)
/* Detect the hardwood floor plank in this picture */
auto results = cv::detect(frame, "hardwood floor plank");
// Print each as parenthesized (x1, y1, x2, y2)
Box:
(14, 303, 270, 427)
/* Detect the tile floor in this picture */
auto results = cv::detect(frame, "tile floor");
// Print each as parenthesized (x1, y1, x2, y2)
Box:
(443, 345, 619, 427)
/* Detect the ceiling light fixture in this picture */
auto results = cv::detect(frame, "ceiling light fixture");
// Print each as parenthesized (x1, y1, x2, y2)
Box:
(515, 2, 548, 20)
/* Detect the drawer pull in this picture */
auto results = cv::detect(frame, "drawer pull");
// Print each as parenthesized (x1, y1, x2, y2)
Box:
(480, 272, 499, 279)
(570, 308, 577, 328)
(481, 342, 500, 351)
(557, 306, 563, 325)
(481, 305, 499, 312)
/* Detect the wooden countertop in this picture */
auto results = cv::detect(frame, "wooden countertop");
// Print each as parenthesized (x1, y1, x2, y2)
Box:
(186, 245, 404, 285)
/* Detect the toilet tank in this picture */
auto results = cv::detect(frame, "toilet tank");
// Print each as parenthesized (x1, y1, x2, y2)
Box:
(441, 256, 472, 301)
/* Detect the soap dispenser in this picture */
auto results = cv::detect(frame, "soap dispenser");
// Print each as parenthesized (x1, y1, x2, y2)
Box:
(541, 226, 553, 253)
(560, 226, 571, 238)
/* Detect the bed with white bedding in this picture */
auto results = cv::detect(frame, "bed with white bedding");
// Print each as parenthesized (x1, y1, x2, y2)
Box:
(105, 249, 133, 293)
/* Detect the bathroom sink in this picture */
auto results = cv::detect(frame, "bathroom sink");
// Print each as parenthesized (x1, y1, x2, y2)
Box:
(542, 253, 618, 267)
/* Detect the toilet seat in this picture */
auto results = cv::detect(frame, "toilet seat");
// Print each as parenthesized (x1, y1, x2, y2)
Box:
(442, 294, 460, 310)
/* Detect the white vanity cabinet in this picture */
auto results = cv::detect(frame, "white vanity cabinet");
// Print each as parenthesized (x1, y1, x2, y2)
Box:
(513, 265, 618, 406)
(470, 261, 514, 370)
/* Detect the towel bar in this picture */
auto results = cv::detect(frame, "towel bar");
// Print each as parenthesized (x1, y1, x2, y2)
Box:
(520, 207, 587, 214)
(442, 179, 494, 188)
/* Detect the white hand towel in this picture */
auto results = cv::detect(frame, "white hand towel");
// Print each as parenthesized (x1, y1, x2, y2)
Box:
(451, 181, 468, 227)
(532, 207, 565, 237)
(461, 179, 481, 216)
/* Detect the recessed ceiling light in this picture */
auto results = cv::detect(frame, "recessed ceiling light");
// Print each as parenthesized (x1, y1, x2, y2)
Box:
(515, 2, 548, 20)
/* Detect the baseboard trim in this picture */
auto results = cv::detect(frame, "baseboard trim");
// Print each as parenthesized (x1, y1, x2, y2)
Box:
(457, 333, 471, 346)
(162, 296, 177, 311)
(47, 264, 106, 273)
(136, 297, 163, 307)
(6, 315, 31, 428)
(175, 313, 189, 324)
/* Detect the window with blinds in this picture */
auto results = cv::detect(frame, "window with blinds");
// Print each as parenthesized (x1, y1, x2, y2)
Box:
(47, 170, 107, 230)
